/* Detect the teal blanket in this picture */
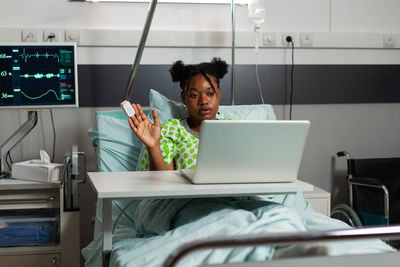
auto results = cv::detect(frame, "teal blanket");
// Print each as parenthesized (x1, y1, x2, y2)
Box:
(82, 193, 394, 267)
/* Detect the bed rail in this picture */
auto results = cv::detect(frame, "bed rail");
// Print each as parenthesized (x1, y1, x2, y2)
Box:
(163, 225, 400, 267)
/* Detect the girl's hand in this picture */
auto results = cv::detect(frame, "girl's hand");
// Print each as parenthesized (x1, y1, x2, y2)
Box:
(128, 104, 161, 149)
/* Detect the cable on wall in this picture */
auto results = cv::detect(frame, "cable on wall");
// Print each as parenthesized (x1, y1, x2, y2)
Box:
(286, 36, 295, 120)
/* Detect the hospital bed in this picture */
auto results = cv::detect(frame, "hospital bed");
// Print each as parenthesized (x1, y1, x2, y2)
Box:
(83, 89, 398, 267)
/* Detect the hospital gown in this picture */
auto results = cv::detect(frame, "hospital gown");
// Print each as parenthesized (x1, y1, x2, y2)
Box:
(138, 118, 200, 171)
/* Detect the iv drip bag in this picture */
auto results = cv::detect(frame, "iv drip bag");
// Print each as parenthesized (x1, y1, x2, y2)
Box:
(248, 0, 265, 29)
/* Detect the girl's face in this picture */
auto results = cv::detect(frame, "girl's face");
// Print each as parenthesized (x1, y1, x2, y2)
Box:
(181, 73, 221, 126)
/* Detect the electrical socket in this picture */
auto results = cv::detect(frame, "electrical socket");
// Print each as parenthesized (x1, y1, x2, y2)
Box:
(21, 29, 38, 42)
(300, 32, 313, 47)
(282, 32, 295, 47)
(263, 32, 278, 47)
(43, 29, 61, 42)
(383, 34, 396, 48)
(65, 30, 80, 44)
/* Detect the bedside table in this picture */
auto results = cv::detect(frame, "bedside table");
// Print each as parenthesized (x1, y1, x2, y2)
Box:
(303, 185, 331, 216)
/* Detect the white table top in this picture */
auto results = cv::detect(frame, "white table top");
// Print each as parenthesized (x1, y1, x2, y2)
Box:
(87, 171, 313, 199)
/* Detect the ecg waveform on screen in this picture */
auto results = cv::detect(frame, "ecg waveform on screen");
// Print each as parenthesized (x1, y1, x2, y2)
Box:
(19, 48, 59, 63)
(18, 89, 65, 101)
(20, 73, 60, 79)
(1, 89, 73, 101)
(19, 89, 62, 101)
(1, 90, 66, 101)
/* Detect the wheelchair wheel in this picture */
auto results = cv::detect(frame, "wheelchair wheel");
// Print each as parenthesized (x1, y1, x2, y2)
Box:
(331, 203, 363, 227)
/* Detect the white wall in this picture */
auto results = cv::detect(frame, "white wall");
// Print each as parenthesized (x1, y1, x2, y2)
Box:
(0, 0, 328, 31)
(2, 0, 400, 260)
(1, 0, 400, 208)
(2, 0, 400, 32)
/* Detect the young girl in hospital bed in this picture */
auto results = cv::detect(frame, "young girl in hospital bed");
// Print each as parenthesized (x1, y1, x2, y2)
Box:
(82, 58, 394, 267)
(129, 57, 226, 171)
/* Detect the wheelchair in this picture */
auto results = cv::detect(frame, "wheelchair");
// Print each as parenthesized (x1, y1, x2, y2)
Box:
(331, 151, 400, 228)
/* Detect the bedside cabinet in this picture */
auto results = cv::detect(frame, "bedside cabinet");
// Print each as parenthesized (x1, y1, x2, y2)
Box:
(0, 179, 80, 267)
(303, 186, 331, 216)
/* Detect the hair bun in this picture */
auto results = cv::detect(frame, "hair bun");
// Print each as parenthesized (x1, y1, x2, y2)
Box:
(169, 60, 187, 83)
(211, 57, 228, 79)
(169, 58, 228, 91)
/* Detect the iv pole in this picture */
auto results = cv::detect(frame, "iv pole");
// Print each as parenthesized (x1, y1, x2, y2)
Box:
(123, 0, 158, 101)
(231, 0, 236, 105)
(122, 0, 236, 106)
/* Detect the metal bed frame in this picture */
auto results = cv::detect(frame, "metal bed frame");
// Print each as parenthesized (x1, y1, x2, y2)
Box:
(164, 225, 400, 267)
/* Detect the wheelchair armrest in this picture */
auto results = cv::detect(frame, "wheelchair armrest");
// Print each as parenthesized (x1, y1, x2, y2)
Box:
(349, 177, 390, 221)
(349, 177, 382, 186)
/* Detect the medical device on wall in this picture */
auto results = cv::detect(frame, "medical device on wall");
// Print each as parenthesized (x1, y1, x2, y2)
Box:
(0, 43, 78, 175)
(0, 43, 78, 109)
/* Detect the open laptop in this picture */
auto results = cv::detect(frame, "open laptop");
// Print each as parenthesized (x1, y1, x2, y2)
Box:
(180, 120, 310, 184)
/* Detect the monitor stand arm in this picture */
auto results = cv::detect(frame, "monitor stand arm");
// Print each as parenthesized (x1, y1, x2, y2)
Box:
(0, 111, 36, 176)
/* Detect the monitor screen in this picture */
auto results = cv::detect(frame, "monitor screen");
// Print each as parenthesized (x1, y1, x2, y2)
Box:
(0, 43, 78, 109)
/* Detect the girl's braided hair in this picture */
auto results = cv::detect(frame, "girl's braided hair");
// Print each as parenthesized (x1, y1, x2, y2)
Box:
(169, 57, 228, 94)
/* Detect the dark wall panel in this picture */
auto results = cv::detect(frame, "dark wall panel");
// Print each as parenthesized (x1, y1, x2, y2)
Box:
(78, 65, 400, 107)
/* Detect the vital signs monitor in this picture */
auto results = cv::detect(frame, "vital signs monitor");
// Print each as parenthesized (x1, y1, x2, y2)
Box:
(0, 43, 78, 109)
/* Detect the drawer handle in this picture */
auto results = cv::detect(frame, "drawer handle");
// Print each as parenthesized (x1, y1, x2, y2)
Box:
(0, 196, 56, 204)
